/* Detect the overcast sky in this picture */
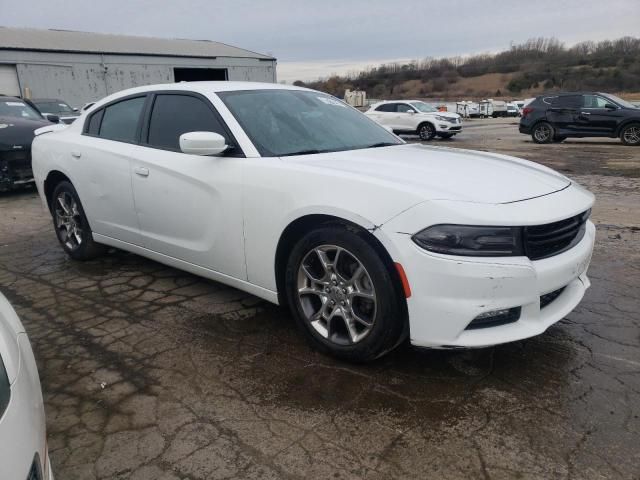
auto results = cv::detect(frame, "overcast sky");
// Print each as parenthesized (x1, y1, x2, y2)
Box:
(1, 0, 638, 81)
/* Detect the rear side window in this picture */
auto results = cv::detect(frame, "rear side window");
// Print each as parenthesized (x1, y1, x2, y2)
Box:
(551, 95, 582, 108)
(86, 109, 103, 135)
(99, 96, 146, 143)
(146, 94, 228, 151)
(375, 103, 396, 112)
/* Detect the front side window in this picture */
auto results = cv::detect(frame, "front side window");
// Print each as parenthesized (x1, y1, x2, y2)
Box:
(396, 104, 415, 113)
(146, 94, 228, 151)
(219, 90, 402, 157)
(99, 96, 146, 143)
(583, 95, 612, 109)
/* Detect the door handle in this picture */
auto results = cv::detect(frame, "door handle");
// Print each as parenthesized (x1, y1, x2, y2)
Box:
(134, 167, 149, 177)
(71, 151, 82, 158)
(580, 112, 591, 116)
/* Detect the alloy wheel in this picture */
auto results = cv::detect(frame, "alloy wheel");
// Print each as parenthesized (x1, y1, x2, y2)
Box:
(623, 126, 640, 145)
(54, 191, 83, 250)
(534, 124, 551, 142)
(419, 124, 435, 141)
(296, 245, 377, 345)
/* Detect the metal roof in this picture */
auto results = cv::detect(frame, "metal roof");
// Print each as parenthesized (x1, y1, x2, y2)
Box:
(0, 27, 275, 60)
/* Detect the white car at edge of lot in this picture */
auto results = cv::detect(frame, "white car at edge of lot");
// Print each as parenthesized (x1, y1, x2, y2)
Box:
(0, 291, 53, 480)
(365, 100, 463, 140)
(31, 82, 595, 362)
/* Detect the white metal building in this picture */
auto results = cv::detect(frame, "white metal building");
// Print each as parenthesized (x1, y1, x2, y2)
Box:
(0, 27, 277, 107)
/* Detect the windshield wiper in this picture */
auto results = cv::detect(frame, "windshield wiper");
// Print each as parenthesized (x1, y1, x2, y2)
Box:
(279, 149, 323, 157)
(365, 142, 400, 149)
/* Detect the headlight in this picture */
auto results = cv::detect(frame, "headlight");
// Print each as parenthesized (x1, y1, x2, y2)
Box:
(412, 225, 524, 256)
(435, 115, 448, 121)
(0, 354, 10, 418)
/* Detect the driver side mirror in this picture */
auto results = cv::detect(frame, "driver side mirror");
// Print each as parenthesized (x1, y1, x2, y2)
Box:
(45, 114, 60, 123)
(179, 131, 228, 156)
(604, 103, 617, 110)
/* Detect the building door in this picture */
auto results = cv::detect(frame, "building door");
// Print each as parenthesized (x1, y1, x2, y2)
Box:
(0, 65, 20, 96)
(173, 68, 228, 82)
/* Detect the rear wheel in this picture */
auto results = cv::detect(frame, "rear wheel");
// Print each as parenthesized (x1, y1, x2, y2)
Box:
(51, 181, 105, 260)
(285, 225, 406, 362)
(532, 122, 554, 144)
(417, 123, 436, 141)
(620, 124, 640, 146)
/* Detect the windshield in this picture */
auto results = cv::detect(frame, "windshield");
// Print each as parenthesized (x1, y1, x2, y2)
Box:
(218, 89, 402, 157)
(410, 101, 438, 113)
(34, 101, 74, 114)
(603, 93, 637, 109)
(0, 100, 43, 120)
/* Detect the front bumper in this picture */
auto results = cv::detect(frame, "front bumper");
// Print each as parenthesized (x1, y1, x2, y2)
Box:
(378, 185, 596, 348)
(402, 221, 594, 347)
(435, 122, 463, 133)
(0, 149, 34, 191)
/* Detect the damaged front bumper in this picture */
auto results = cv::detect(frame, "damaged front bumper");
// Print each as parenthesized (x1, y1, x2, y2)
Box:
(0, 149, 34, 191)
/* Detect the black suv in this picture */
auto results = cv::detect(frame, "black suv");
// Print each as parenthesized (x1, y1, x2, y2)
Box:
(519, 92, 640, 146)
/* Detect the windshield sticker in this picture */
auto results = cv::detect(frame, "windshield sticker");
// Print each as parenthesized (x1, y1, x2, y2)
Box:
(5, 101, 26, 107)
(317, 97, 347, 107)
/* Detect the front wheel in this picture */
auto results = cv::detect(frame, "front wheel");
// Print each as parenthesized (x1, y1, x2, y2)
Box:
(51, 181, 105, 260)
(417, 123, 436, 141)
(620, 124, 640, 146)
(532, 122, 554, 144)
(285, 225, 407, 362)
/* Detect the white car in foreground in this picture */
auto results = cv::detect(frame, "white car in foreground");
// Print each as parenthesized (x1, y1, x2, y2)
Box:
(32, 82, 595, 361)
(0, 292, 53, 480)
(365, 100, 463, 140)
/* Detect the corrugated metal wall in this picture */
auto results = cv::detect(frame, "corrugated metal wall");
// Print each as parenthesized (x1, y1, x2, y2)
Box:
(1, 50, 276, 107)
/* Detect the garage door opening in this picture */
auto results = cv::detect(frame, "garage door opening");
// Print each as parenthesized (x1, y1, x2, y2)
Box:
(174, 68, 228, 82)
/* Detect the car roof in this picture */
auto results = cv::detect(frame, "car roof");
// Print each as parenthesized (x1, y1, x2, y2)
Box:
(33, 98, 69, 102)
(87, 81, 311, 111)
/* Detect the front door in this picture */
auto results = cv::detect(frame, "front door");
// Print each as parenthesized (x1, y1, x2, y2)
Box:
(394, 103, 418, 132)
(129, 92, 246, 279)
(578, 94, 625, 135)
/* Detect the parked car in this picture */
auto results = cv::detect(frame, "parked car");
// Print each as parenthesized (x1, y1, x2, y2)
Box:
(506, 103, 520, 117)
(32, 99, 80, 125)
(0, 96, 53, 191)
(520, 92, 640, 145)
(365, 100, 462, 140)
(0, 291, 53, 480)
(32, 82, 595, 361)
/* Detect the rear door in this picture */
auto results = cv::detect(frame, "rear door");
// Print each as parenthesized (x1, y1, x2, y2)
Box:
(76, 95, 147, 245)
(369, 103, 399, 130)
(547, 95, 581, 134)
(578, 94, 624, 135)
(129, 92, 246, 279)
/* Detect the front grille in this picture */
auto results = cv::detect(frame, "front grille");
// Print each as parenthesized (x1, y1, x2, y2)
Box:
(449, 126, 462, 131)
(524, 210, 589, 260)
(540, 287, 565, 309)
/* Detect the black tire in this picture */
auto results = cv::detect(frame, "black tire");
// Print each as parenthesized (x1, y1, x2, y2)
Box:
(553, 136, 567, 143)
(531, 122, 555, 144)
(437, 133, 455, 139)
(51, 181, 105, 260)
(417, 122, 436, 141)
(285, 224, 407, 362)
(620, 123, 640, 146)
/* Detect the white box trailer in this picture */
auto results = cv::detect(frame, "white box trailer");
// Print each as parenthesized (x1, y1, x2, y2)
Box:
(456, 101, 480, 118)
(478, 99, 508, 118)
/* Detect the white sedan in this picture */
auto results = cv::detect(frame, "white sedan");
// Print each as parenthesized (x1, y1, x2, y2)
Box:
(32, 82, 595, 361)
(365, 100, 462, 140)
(0, 292, 53, 480)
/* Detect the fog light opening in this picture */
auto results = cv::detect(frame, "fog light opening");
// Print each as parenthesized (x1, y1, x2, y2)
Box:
(466, 306, 521, 330)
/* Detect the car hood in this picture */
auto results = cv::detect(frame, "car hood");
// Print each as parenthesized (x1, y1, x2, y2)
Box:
(0, 115, 51, 149)
(285, 143, 570, 204)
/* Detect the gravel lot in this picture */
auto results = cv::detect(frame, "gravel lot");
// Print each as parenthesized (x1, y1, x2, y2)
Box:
(1, 119, 638, 479)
